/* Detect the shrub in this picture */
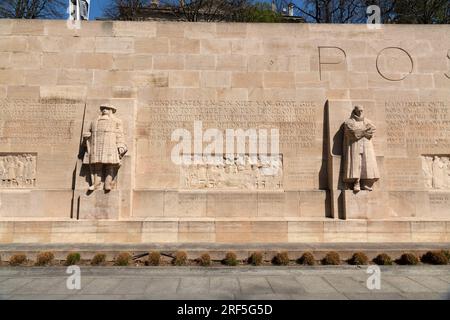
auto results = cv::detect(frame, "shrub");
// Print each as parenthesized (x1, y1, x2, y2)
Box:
(297, 252, 316, 266)
(91, 253, 106, 266)
(249, 251, 263, 266)
(272, 251, 290, 266)
(9, 254, 27, 266)
(35, 251, 54, 266)
(348, 252, 369, 265)
(147, 251, 161, 266)
(65, 252, 81, 266)
(197, 253, 211, 266)
(223, 251, 238, 266)
(172, 251, 188, 266)
(373, 253, 393, 265)
(114, 252, 131, 266)
(321, 252, 341, 265)
(396, 253, 419, 265)
(421, 251, 449, 265)
(442, 250, 450, 261)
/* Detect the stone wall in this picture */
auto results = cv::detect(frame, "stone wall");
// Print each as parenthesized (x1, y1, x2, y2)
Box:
(0, 20, 449, 243)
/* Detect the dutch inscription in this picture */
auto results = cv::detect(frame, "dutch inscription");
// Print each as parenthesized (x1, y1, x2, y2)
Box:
(0, 99, 81, 145)
(137, 100, 319, 152)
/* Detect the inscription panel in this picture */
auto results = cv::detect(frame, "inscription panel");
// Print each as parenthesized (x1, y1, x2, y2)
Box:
(136, 100, 321, 189)
(0, 99, 82, 145)
(137, 100, 320, 151)
(385, 101, 450, 154)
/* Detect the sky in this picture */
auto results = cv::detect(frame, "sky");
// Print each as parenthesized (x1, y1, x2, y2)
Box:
(89, 0, 107, 20)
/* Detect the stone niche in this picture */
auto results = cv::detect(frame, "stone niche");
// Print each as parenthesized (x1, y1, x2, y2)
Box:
(327, 100, 450, 220)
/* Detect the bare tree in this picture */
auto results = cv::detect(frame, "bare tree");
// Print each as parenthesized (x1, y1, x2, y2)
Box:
(392, 0, 449, 24)
(103, 0, 259, 22)
(159, 0, 254, 22)
(287, 0, 367, 23)
(103, 0, 150, 20)
(0, 0, 66, 19)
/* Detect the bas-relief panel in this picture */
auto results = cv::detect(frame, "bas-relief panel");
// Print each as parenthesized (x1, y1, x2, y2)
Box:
(180, 154, 283, 190)
(0, 153, 37, 188)
(422, 155, 450, 190)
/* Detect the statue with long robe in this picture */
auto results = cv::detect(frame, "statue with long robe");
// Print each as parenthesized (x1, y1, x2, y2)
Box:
(343, 105, 380, 192)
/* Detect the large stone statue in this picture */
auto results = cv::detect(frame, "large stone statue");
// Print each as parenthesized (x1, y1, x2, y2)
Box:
(343, 105, 380, 192)
(83, 105, 127, 191)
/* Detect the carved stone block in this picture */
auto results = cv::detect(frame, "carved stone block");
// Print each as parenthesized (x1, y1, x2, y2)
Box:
(78, 190, 121, 220)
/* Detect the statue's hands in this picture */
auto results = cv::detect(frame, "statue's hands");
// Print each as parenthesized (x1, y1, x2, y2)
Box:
(118, 147, 126, 155)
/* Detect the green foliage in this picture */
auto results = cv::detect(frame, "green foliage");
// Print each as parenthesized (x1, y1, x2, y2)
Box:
(173, 251, 188, 266)
(272, 251, 290, 266)
(243, 3, 283, 22)
(223, 251, 238, 266)
(114, 252, 131, 266)
(91, 253, 107, 266)
(248, 251, 264, 266)
(396, 253, 419, 265)
(321, 252, 341, 265)
(65, 252, 81, 266)
(421, 251, 448, 265)
(197, 253, 211, 266)
(348, 252, 369, 265)
(9, 254, 27, 266)
(373, 253, 393, 265)
(297, 252, 316, 266)
(148, 251, 161, 266)
(35, 251, 54, 266)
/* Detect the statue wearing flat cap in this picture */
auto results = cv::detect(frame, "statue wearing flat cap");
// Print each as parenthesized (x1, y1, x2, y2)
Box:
(83, 105, 127, 191)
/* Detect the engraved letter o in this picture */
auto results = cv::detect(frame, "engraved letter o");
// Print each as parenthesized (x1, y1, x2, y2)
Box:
(376, 47, 413, 81)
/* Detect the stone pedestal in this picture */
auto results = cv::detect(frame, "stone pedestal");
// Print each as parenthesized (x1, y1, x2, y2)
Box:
(78, 190, 121, 220)
(342, 190, 389, 219)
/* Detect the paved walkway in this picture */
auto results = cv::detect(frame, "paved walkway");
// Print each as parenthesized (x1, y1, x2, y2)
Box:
(1, 266, 449, 300)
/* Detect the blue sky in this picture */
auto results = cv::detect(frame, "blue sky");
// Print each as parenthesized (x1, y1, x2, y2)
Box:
(89, 0, 107, 20)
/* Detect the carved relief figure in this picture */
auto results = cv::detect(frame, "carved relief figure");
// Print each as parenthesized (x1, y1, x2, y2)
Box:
(343, 105, 380, 192)
(422, 156, 433, 189)
(0, 154, 37, 188)
(83, 105, 127, 191)
(422, 155, 450, 190)
(432, 156, 446, 189)
(443, 157, 450, 188)
(180, 155, 283, 190)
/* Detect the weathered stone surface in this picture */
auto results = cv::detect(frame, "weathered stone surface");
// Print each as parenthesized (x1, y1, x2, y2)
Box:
(0, 20, 449, 244)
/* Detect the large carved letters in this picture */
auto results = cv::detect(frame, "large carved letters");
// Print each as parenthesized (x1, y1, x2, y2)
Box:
(446, 50, 450, 79)
(376, 47, 414, 81)
(318, 46, 347, 80)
